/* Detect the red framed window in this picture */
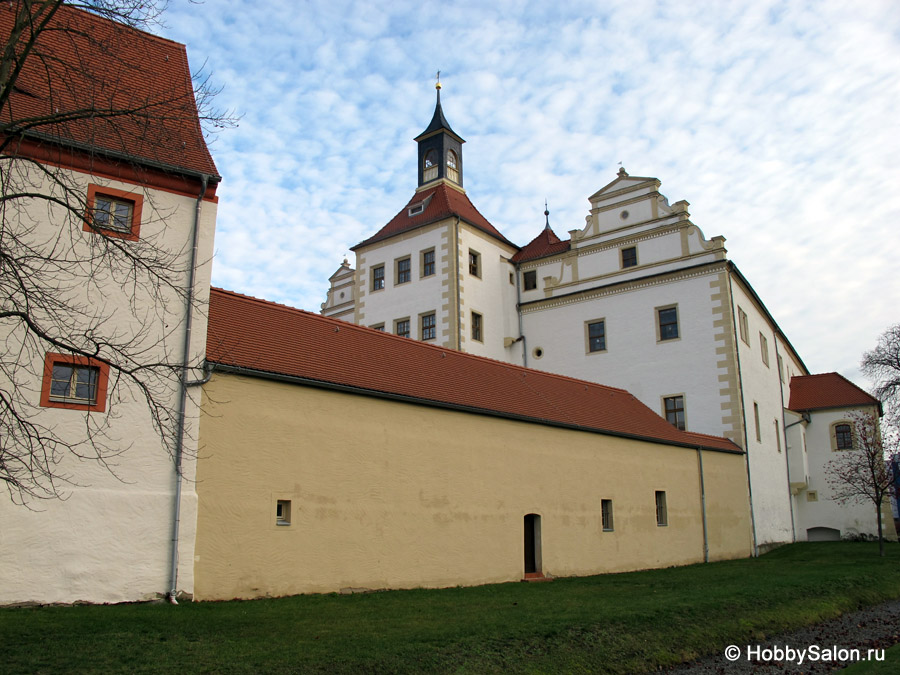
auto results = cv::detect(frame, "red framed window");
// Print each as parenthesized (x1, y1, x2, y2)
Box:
(40, 353, 110, 412)
(84, 184, 143, 241)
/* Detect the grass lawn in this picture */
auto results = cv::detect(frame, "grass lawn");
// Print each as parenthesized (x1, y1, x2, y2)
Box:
(3, 542, 900, 674)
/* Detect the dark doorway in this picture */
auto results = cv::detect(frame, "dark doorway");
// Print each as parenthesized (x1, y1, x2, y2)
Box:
(524, 514, 542, 574)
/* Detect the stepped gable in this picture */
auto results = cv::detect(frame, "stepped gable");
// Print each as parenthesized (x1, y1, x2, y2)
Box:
(207, 287, 740, 453)
(0, 4, 218, 177)
(510, 225, 570, 263)
(789, 373, 882, 414)
(352, 182, 517, 250)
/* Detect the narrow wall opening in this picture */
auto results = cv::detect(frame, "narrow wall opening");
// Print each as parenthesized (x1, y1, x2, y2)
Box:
(524, 513, 542, 575)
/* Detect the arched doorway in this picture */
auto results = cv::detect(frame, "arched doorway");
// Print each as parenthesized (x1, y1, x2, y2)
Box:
(524, 514, 542, 576)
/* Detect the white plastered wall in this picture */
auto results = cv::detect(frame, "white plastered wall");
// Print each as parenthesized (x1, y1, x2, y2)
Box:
(0, 165, 216, 604)
(793, 406, 897, 542)
(728, 275, 795, 548)
(355, 222, 449, 343)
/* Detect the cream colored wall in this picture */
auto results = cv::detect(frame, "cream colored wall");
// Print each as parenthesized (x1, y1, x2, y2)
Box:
(0, 166, 215, 604)
(195, 372, 752, 600)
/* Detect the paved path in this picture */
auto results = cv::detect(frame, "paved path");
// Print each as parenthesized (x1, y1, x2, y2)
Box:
(668, 599, 900, 673)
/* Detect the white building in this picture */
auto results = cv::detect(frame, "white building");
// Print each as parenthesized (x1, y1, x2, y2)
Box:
(786, 373, 895, 542)
(0, 6, 219, 604)
(322, 87, 888, 552)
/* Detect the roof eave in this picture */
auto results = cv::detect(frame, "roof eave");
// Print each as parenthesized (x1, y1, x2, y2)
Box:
(10, 128, 221, 183)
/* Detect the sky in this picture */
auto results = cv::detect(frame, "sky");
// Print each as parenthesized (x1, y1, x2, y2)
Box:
(158, 0, 899, 389)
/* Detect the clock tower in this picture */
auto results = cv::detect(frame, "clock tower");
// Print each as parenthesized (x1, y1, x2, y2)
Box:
(414, 78, 464, 189)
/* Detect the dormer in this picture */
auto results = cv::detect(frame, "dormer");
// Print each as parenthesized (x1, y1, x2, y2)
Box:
(414, 81, 465, 189)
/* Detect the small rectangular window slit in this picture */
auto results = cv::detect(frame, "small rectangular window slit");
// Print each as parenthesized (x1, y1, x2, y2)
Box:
(276, 500, 291, 526)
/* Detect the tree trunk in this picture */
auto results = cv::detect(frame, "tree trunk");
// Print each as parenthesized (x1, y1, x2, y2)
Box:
(877, 501, 885, 557)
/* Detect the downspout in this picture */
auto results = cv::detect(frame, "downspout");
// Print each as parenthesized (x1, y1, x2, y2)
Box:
(514, 263, 528, 368)
(726, 273, 759, 557)
(697, 447, 709, 563)
(784, 413, 810, 430)
(454, 216, 462, 350)
(167, 173, 209, 604)
(774, 339, 797, 542)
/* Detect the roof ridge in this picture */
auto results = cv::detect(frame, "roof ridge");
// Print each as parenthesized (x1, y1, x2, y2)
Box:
(63, 4, 189, 49)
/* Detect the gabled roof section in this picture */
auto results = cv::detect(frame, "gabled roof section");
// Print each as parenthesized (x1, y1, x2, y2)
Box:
(352, 183, 517, 250)
(789, 373, 881, 414)
(510, 225, 570, 263)
(588, 167, 659, 202)
(207, 287, 740, 454)
(0, 4, 218, 178)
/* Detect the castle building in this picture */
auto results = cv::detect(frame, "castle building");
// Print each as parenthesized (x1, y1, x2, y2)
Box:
(322, 86, 889, 552)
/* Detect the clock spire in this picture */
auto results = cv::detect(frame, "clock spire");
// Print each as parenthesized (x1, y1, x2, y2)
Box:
(414, 76, 465, 188)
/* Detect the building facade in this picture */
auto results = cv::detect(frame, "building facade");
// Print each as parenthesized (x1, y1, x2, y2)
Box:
(0, 6, 220, 604)
(786, 373, 896, 542)
(321, 88, 885, 553)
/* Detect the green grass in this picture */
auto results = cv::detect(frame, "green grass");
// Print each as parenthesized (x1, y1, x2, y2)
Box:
(843, 643, 900, 674)
(3, 542, 900, 674)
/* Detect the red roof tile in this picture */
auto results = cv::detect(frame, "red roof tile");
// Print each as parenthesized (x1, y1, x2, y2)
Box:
(352, 183, 517, 250)
(0, 4, 218, 177)
(789, 373, 880, 412)
(510, 226, 570, 263)
(206, 287, 740, 453)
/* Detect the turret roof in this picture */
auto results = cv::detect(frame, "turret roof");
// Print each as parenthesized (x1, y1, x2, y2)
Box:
(510, 225, 570, 263)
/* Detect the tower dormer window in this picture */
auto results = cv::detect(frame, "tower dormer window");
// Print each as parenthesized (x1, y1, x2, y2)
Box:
(446, 150, 459, 183)
(423, 150, 438, 182)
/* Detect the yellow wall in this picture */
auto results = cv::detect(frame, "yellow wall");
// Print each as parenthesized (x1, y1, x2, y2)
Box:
(195, 373, 752, 600)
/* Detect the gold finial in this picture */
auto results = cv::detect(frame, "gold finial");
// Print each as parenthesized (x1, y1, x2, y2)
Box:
(436, 70, 441, 90)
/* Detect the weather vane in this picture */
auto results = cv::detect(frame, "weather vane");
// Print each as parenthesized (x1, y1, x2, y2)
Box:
(436, 70, 441, 90)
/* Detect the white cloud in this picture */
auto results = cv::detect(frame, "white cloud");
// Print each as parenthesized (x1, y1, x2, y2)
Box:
(162, 0, 900, 388)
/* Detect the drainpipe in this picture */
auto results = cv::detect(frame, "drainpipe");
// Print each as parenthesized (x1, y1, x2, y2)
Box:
(784, 413, 810, 430)
(514, 263, 528, 368)
(167, 173, 209, 604)
(454, 216, 462, 350)
(697, 447, 709, 563)
(774, 339, 797, 543)
(726, 274, 759, 557)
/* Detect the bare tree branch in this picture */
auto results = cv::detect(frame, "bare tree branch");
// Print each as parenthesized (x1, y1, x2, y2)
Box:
(862, 323, 900, 425)
(0, 0, 233, 504)
(825, 411, 896, 556)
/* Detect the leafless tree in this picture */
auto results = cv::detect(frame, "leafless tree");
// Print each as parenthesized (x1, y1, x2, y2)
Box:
(863, 323, 900, 425)
(825, 411, 896, 556)
(0, 1, 232, 504)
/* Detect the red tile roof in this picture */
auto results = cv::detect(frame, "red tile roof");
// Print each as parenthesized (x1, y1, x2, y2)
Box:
(789, 373, 881, 413)
(206, 287, 740, 453)
(352, 183, 517, 250)
(510, 226, 571, 263)
(0, 4, 218, 177)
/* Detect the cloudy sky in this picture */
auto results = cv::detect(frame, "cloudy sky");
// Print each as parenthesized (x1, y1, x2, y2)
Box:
(159, 0, 899, 388)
